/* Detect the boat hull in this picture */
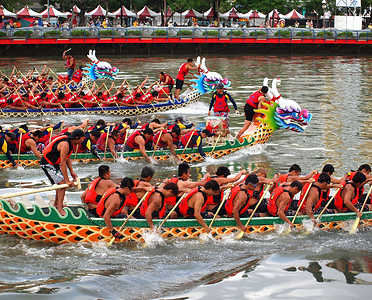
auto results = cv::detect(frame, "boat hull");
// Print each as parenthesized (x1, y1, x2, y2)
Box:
(0, 200, 370, 244)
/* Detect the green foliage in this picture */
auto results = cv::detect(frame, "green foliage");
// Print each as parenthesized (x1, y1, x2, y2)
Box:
(204, 30, 219, 36)
(0, 31, 7, 37)
(100, 30, 113, 36)
(128, 30, 141, 36)
(155, 30, 167, 36)
(358, 32, 368, 37)
(337, 31, 353, 37)
(232, 30, 243, 36)
(296, 31, 312, 36)
(274, 30, 291, 37)
(177, 30, 193, 36)
(71, 29, 90, 36)
(317, 31, 334, 37)
(250, 31, 266, 36)
(44, 30, 62, 37)
(13, 30, 33, 37)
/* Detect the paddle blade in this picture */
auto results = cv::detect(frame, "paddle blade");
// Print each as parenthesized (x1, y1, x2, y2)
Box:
(234, 230, 245, 240)
(349, 217, 360, 234)
(107, 236, 115, 247)
(198, 232, 208, 243)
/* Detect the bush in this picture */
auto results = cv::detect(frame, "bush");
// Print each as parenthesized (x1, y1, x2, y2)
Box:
(0, 31, 6, 37)
(359, 32, 368, 37)
(100, 30, 113, 37)
(296, 31, 312, 37)
(317, 31, 334, 37)
(71, 29, 90, 36)
(337, 31, 353, 37)
(250, 31, 266, 36)
(177, 30, 193, 36)
(128, 30, 140, 36)
(44, 30, 62, 37)
(232, 30, 243, 36)
(13, 30, 33, 37)
(155, 29, 167, 36)
(203, 30, 219, 36)
(274, 30, 291, 37)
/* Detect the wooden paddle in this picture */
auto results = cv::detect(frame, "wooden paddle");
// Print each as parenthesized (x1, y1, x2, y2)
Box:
(208, 134, 220, 158)
(103, 127, 110, 159)
(349, 185, 372, 234)
(151, 130, 163, 159)
(291, 183, 313, 226)
(17, 132, 23, 164)
(107, 191, 150, 246)
(208, 188, 231, 229)
(181, 130, 196, 160)
(235, 183, 272, 240)
(120, 129, 129, 159)
(316, 188, 341, 221)
(158, 191, 189, 231)
(0, 178, 81, 199)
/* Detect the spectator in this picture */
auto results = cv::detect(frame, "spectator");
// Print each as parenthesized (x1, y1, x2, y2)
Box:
(72, 17, 77, 27)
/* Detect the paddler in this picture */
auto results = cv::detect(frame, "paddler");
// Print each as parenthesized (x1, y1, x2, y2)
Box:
(236, 86, 268, 141)
(158, 71, 174, 97)
(178, 129, 213, 159)
(0, 132, 18, 167)
(208, 83, 239, 118)
(40, 129, 85, 216)
(62, 49, 75, 80)
(81, 165, 117, 217)
(174, 58, 198, 100)
(124, 127, 154, 164)
(152, 126, 181, 162)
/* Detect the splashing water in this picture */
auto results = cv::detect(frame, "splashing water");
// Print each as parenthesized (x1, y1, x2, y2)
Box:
(141, 228, 166, 248)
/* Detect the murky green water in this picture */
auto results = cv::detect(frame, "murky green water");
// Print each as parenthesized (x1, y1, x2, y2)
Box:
(0, 55, 371, 299)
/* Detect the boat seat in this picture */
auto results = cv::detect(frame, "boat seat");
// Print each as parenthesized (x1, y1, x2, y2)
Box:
(20, 195, 33, 209)
(34, 194, 49, 208)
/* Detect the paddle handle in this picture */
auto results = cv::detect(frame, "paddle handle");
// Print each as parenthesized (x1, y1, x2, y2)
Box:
(244, 183, 272, 227)
(208, 188, 231, 228)
(0, 179, 81, 199)
(181, 130, 196, 158)
(316, 188, 340, 220)
(208, 134, 220, 158)
(152, 130, 163, 158)
(158, 191, 188, 229)
(292, 182, 313, 224)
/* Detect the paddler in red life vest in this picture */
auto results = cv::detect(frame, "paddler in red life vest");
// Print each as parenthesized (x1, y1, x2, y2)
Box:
(236, 85, 269, 141)
(152, 126, 181, 162)
(40, 129, 85, 216)
(123, 166, 155, 218)
(96, 177, 135, 240)
(72, 66, 83, 83)
(81, 165, 118, 217)
(124, 127, 154, 164)
(158, 71, 174, 98)
(208, 83, 239, 118)
(178, 129, 214, 159)
(140, 182, 179, 231)
(96, 129, 121, 159)
(179, 180, 221, 233)
(334, 172, 372, 217)
(62, 50, 76, 80)
(174, 58, 199, 100)
(276, 164, 317, 188)
(18, 130, 43, 159)
(225, 174, 260, 232)
(267, 181, 303, 227)
(341, 164, 372, 199)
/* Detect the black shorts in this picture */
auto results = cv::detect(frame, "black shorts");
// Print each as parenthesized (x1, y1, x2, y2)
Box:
(175, 79, 184, 90)
(167, 84, 173, 93)
(244, 103, 255, 121)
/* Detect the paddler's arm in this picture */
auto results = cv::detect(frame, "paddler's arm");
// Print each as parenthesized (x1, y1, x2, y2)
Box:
(305, 189, 317, 224)
(144, 196, 159, 230)
(226, 93, 238, 112)
(195, 135, 206, 158)
(208, 94, 215, 115)
(165, 135, 180, 161)
(194, 195, 210, 233)
(103, 197, 120, 232)
(137, 136, 151, 164)
(276, 194, 294, 228)
(1, 139, 17, 167)
(232, 192, 248, 231)
(343, 186, 362, 218)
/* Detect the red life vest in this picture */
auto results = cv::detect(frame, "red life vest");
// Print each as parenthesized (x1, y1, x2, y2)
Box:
(160, 74, 174, 86)
(42, 135, 73, 165)
(299, 185, 323, 212)
(72, 69, 82, 82)
(96, 132, 115, 151)
(85, 177, 104, 204)
(180, 131, 198, 147)
(225, 185, 251, 216)
(334, 181, 359, 210)
(139, 93, 153, 103)
(213, 93, 229, 112)
(346, 171, 365, 195)
(66, 57, 75, 69)
(126, 130, 144, 149)
(299, 173, 320, 202)
(178, 187, 208, 217)
(124, 179, 140, 207)
(165, 177, 180, 206)
(140, 190, 166, 219)
(246, 90, 263, 109)
(19, 132, 33, 153)
(96, 187, 126, 217)
(153, 130, 169, 148)
(176, 63, 189, 80)
(267, 186, 293, 216)
(276, 174, 289, 188)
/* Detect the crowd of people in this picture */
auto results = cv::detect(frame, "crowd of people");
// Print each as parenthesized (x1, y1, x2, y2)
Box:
(81, 162, 372, 240)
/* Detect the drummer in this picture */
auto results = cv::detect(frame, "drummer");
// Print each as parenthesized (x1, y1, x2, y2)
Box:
(208, 83, 239, 118)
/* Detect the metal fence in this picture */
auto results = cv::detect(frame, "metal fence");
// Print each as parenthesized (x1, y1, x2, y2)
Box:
(1, 26, 371, 42)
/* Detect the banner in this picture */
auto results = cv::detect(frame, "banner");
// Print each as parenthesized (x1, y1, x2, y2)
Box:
(336, 0, 361, 7)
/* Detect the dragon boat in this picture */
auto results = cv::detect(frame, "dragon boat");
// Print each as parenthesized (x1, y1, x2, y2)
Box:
(0, 78, 312, 169)
(0, 197, 370, 244)
(0, 54, 226, 118)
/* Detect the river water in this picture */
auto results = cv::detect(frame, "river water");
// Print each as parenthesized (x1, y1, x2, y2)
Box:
(0, 55, 371, 299)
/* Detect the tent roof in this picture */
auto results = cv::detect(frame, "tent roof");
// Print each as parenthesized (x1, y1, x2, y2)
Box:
(203, 7, 214, 19)
(0, 5, 16, 18)
(16, 6, 42, 18)
(267, 9, 285, 19)
(283, 9, 305, 20)
(40, 6, 67, 18)
(72, 5, 81, 14)
(112, 6, 136, 18)
(240, 10, 265, 19)
(220, 8, 241, 19)
(85, 5, 114, 17)
(137, 6, 159, 18)
(182, 9, 203, 19)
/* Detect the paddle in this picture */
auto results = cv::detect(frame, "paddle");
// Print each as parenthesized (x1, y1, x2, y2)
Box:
(208, 134, 220, 158)
(235, 183, 272, 240)
(107, 191, 150, 246)
(120, 129, 129, 159)
(0, 178, 81, 199)
(181, 130, 196, 161)
(349, 185, 372, 234)
(291, 183, 313, 226)
(17, 132, 23, 164)
(103, 127, 110, 159)
(157, 191, 189, 231)
(151, 130, 163, 159)
(316, 188, 341, 221)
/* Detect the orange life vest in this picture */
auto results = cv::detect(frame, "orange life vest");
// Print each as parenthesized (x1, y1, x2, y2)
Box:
(85, 177, 104, 204)
(225, 185, 250, 216)
(42, 135, 73, 165)
(267, 186, 293, 216)
(334, 181, 359, 210)
(178, 187, 208, 217)
(96, 187, 126, 217)
(140, 190, 166, 219)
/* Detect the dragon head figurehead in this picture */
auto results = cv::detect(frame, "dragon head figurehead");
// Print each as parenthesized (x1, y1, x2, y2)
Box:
(255, 78, 312, 133)
(83, 50, 119, 81)
(190, 57, 231, 94)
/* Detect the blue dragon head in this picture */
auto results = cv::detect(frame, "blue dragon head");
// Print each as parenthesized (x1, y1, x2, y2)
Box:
(83, 50, 119, 81)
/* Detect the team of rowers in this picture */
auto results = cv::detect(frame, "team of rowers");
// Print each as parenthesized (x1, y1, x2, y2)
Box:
(0, 67, 179, 111)
(81, 162, 372, 239)
(0, 116, 215, 166)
